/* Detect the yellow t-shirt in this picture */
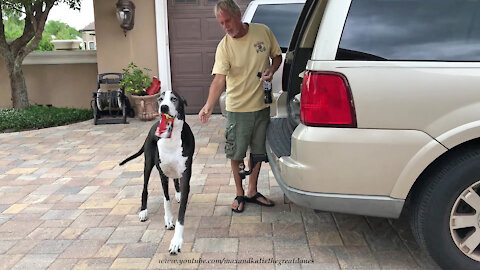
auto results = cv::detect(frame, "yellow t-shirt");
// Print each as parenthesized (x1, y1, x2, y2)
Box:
(212, 23, 282, 112)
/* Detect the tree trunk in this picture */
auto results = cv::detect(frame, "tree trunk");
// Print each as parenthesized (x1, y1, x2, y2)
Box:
(5, 57, 29, 109)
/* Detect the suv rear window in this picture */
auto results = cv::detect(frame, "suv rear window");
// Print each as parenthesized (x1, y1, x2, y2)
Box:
(251, 4, 304, 52)
(336, 0, 480, 61)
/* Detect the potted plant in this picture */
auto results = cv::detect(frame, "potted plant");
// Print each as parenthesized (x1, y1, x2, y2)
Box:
(120, 62, 160, 121)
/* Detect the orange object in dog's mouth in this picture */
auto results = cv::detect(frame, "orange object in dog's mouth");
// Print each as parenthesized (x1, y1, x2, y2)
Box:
(155, 113, 174, 138)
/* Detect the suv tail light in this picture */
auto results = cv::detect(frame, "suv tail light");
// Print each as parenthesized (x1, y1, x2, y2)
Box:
(300, 71, 356, 127)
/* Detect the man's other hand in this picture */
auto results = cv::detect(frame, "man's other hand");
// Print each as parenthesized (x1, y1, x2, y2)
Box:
(199, 104, 213, 123)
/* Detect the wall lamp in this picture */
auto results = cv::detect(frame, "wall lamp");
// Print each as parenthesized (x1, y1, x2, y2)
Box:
(116, 0, 135, 36)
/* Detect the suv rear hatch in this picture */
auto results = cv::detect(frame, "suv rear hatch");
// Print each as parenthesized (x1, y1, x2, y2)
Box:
(267, 0, 325, 158)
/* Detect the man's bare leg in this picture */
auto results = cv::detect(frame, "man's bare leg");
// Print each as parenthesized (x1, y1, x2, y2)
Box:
(231, 159, 245, 211)
(246, 158, 273, 205)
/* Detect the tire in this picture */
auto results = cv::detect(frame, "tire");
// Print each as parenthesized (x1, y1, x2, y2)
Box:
(411, 148, 480, 269)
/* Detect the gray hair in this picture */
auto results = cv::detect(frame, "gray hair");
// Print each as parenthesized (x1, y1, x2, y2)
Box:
(214, 0, 241, 17)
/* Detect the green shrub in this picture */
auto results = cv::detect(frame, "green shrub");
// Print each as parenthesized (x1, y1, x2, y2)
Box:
(0, 106, 93, 132)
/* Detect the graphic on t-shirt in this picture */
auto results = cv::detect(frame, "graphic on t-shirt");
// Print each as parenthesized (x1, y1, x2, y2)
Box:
(254, 41, 266, 53)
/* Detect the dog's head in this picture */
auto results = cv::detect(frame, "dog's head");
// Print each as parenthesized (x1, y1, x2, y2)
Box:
(158, 90, 187, 121)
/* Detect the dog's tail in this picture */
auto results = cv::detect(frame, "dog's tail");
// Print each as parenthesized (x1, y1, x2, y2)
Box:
(119, 147, 144, 166)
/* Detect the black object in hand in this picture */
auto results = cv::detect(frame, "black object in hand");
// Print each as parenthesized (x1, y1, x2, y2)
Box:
(257, 72, 273, 104)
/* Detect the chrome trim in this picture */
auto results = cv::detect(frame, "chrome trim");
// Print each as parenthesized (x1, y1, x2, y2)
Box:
(266, 142, 405, 218)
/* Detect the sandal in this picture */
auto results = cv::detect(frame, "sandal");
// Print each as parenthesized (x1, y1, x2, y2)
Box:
(231, 196, 245, 213)
(245, 192, 274, 207)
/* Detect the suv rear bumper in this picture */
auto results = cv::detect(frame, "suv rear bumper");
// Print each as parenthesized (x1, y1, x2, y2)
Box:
(267, 141, 404, 218)
(266, 123, 443, 218)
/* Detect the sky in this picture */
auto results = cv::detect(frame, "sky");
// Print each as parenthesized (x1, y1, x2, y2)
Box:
(47, 0, 94, 30)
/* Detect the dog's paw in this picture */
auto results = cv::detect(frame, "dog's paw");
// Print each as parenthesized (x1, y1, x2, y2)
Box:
(175, 191, 181, 203)
(139, 209, 148, 222)
(169, 222, 184, 255)
(164, 215, 175, 230)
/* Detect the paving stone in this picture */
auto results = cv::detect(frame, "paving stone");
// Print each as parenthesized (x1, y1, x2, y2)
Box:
(190, 193, 218, 203)
(309, 246, 339, 264)
(0, 240, 15, 254)
(41, 210, 84, 220)
(185, 203, 215, 217)
(141, 229, 165, 243)
(47, 258, 77, 270)
(69, 214, 105, 228)
(58, 228, 85, 240)
(79, 227, 115, 241)
(231, 215, 261, 224)
(28, 227, 64, 240)
(72, 258, 114, 270)
(107, 226, 146, 244)
(111, 258, 151, 269)
(196, 227, 230, 238)
(193, 238, 238, 253)
(31, 240, 73, 254)
(213, 206, 233, 216)
(333, 246, 380, 269)
(274, 238, 309, 251)
(307, 230, 344, 247)
(59, 240, 103, 259)
(94, 244, 125, 258)
(272, 223, 306, 240)
(6, 239, 40, 254)
(12, 254, 58, 270)
(229, 223, 272, 237)
(0, 254, 26, 270)
(3, 204, 28, 214)
(118, 243, 157, 258)
(238, 237, 273, 252)
(262, 211, 302, 224)
(198, 216, 231, 228)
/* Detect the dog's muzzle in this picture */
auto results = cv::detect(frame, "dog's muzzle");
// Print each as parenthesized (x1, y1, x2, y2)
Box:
(160, 105, 170, 114)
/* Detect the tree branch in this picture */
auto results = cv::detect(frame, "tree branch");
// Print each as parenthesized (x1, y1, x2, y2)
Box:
(1, 1, 26, 15)
(0, 3, 8, 52)
(22, 1, 54, 57)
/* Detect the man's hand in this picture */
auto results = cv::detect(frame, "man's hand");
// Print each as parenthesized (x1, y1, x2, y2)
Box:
(198, 104, 213, 123)
(199, 74, 226, 124)
(261, 68, 274, 82)
(262, 55, 282, 82)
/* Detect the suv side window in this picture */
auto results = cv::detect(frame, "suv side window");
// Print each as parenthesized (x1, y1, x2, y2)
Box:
(336, 0, 480, 61)
(251, 4, 304, 52)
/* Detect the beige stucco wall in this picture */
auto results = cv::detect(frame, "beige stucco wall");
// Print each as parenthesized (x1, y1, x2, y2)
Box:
(94, 0, 158, 77)
(0, 54, 98, 109)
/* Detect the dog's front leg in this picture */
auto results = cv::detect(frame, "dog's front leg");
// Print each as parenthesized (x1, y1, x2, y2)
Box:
(174, 178, 181, 202)
(139, 158, 154, 222)
(169, 167, 191, 255)
(161, 173, 175, 230)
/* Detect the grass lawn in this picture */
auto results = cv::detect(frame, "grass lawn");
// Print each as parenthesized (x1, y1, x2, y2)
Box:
(0, 106, 93, 133)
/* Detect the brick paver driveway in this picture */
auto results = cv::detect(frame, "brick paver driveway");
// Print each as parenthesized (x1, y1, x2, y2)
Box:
(0, 115, 440, 269)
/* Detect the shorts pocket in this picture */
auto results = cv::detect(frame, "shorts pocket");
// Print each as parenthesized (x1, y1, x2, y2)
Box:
(224, 123, 236, 157)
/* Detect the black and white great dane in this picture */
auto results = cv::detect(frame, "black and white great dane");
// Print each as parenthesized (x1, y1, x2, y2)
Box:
(119, 90, 195, 255)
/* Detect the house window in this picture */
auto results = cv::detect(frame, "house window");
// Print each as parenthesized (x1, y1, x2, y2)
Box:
(89, 42, 95, 50)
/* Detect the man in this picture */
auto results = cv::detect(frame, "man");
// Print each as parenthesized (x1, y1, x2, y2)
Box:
(198, 0, 282, 213)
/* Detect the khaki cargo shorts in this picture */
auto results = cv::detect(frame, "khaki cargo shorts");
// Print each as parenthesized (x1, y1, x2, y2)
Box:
(224, 107, 270, 161)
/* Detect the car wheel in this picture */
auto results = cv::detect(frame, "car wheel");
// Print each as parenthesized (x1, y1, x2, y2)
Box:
(411, 148, 480, 269)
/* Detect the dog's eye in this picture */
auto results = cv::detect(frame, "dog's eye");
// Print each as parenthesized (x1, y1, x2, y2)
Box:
(159, 97, 164, 101)
(171, 97, 177, 102)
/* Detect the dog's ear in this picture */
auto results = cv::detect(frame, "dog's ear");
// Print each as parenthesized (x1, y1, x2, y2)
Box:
(181, 96, 188, 107)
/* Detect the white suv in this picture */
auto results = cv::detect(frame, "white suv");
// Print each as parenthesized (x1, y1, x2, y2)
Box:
(219, 0, 305, 116)
(267, 0, 480, 268)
